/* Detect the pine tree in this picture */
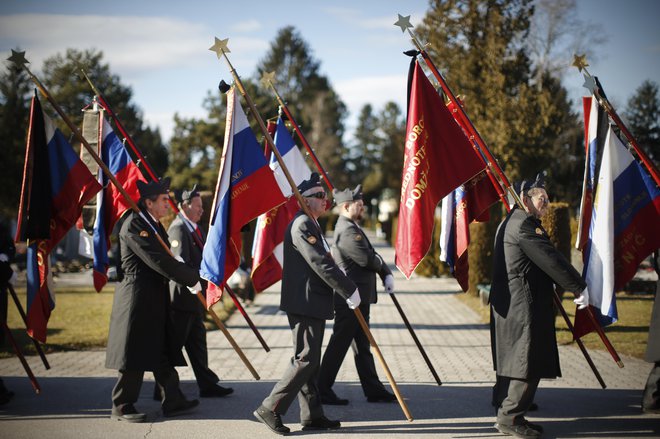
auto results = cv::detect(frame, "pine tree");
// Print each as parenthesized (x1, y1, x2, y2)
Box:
(41, 48, 168, 176)
(625, 80, 660, 163)
(0, 56, 32, 218)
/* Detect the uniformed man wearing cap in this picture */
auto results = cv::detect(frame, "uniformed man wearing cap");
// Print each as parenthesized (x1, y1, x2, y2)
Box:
(162, 184, 233, 399)
(490, 173, 589, 438)
(253, 173, 359, 435)
(105, 177, 201, 422)
(318, 184, 396, 405)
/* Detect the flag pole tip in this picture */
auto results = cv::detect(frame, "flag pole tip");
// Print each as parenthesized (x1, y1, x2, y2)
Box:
(7, 49, 29, 68)
(209, 37, 230, 58)
(571, 54, 589, 72)
(260, 71, 276, 87)
(394, 14, 413, 33)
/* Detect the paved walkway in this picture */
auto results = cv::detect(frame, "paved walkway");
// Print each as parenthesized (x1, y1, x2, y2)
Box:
(0, 233, 658, 438)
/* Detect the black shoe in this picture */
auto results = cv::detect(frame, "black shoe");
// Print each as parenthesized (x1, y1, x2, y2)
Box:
(162, 398, 199, 417)
(528, 402, 538, 411)
(519, 418, 544, 433)
(200, 384, 234, 398)
(0, 390, 14, 406)
(253, 405, 290, 435)
(494, 422, 541, 438)
(320, 392, 349, 405)
(111, 404, 147, 423)
(301, 415, 341, 431)
(366, 391, 397, 403)
(643, 405, 660, 414)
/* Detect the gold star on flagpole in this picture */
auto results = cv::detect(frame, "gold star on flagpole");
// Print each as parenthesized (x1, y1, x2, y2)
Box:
(7, 49, 29, 68)
(571, 54, 589, 72)
(209, 37, 230, 59)
(260, 71, 276, 88)
(394, 14, 413, 33)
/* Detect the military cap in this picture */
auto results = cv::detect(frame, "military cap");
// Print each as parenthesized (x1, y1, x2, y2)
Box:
(519, 171, 546, 196)
(176, 183, 200, 204)
(332, 184, 363, 204)
(137, 177, 171, 199)
(297, 172, 323, 196)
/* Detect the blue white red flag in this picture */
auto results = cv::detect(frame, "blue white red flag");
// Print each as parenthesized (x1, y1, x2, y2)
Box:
(251, 117, 311, 292)
(576, 95, 607, 253)
(574, 124, 660, 338)
(92, 116, 145, 291)
(200, 87, 287, 308)
(17, 95, 101, 342)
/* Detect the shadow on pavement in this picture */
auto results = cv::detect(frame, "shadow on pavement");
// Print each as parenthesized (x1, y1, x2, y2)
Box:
(1, 377, 657, 436)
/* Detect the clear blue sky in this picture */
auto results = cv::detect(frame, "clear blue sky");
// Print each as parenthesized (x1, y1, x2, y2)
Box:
(1, 0, 658, 145)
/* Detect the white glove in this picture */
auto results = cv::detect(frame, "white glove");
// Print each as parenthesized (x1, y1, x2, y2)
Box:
(0, 253, 8, 263)
(174, 254, 184, 263)
(574, 288, 589, 310)
(187, 282, 202, 295)
(383, 274, 394, 293)
(346, 289, 361, 310)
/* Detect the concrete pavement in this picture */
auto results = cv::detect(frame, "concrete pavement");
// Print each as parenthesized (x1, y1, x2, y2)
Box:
(0, 233, 658, 438)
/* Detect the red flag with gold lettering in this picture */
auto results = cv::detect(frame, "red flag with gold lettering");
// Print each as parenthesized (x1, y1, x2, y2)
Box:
(395, 60, 485, 278)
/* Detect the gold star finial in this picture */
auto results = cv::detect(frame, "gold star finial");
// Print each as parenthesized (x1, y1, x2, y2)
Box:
(394, 14, 413, 33)
(7, 49, 29, 68)
(209, 37, 230, 59)
(572, 54, 589, 72)
(260, 71, 276, 88)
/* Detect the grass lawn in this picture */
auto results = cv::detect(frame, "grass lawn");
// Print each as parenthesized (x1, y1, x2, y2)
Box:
(456, 290, 654, 360)
(1, 285, 235, 359)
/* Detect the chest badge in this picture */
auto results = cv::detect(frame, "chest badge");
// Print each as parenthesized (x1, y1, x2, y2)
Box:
(535, 227, 543, 235)
(307, 235, 317, 245)
(171, 239, 179, 248)
(139, 230, 149, 237)
(354, 234, 363, 241)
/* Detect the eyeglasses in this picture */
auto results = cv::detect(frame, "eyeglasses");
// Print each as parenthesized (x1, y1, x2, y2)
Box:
(304, 191, 327, 199)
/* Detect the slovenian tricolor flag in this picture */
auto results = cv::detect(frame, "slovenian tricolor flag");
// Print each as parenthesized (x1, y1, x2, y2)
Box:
(574, 124, 660, 338)
(16, 95, 101, 342)
(92, 116, 145, 291)
(251, 117, 311, 292)
(200, 87, 287, 308)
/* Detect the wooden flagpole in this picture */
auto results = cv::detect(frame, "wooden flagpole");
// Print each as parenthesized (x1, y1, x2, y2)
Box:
(210, 37, 412, 421)
(9, 50, 260, 380)
(78, 70, 270, 353)
(261, 73, 442, 386)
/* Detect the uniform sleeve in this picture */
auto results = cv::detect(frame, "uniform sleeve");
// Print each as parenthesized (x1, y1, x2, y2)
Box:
(293, 218, 356, 299)
(337, 224, 383, 271)
(125, 219, 199, 287)
(518, 218, 586, 293)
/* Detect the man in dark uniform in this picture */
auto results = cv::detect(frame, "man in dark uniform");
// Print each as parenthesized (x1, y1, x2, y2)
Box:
(164, 184, 232, 398)
(642, 249, 660, 414)
(105, 177, 201, 422)
(318, 184, 396, 405)
(253, 173, 359, 435)
(490, 173, 589, 438)
(0, 218, 16, 405)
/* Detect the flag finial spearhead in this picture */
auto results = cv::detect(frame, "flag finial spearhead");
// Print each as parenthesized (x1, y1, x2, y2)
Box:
(260, 71, 276, 88)
(209, 37, 230, 59)
(394, 14, 413, 33)
(572, 54, 589, 72)
(7, 49, 29, 69)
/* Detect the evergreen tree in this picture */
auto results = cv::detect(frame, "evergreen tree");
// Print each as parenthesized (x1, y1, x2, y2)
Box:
(256, 26, 349, 188)
(625, 80, 660, 163)
(350, 104, 379, 185)
(0, 56, 32, 218)
(41, 49, 168, 176)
